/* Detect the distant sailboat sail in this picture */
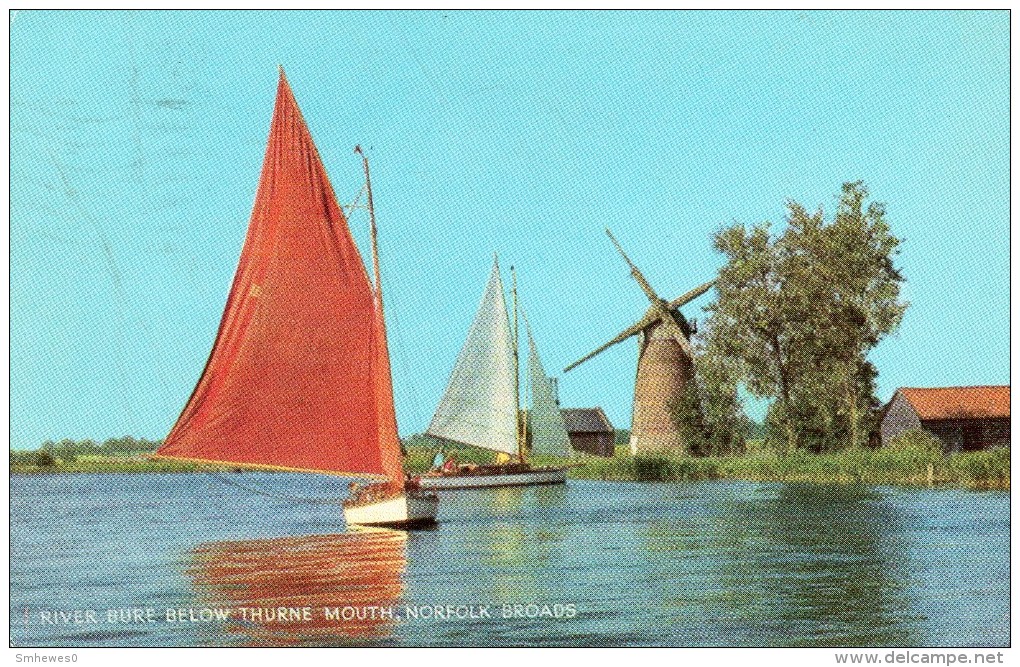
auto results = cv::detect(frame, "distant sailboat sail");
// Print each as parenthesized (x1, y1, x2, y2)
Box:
(526, 324, 573, 457)
(418, 259, 570, 489)
(426, 257, 518, 456)
(156, 70, 403, 483)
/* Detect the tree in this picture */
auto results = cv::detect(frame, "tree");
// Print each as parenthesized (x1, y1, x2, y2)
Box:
(78, 439, 98, 454)
(11, 450, 35, 466)
(705, 221, 805, 451)
(706, 182, 906, 452)
(670, 330, 747, 457)
(694, 339, 748, 456)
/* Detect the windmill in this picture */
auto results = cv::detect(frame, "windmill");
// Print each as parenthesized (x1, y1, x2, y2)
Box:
(564, 228, 713, 455)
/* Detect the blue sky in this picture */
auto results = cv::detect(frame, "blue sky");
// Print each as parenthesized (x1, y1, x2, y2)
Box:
(10, 10, 1009, 449)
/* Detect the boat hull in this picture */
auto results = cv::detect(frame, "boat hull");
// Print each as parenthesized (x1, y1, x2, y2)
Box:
(343, 491, 439, 529)
(417, 467, 568, 490)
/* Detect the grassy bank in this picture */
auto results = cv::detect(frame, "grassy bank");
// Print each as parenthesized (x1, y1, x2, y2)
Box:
(13, 444, 1009, 491)
(567, 445, 1009, 490)
(404, 440, 1008, 490)
(10, 456, 242, 475)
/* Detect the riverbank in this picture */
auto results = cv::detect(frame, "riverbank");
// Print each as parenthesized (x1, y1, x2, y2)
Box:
(9, 456, 240, 475)
(12, 447, 1008, 490)
(565, 446, 1010, 490)
(401, 445, 1010, 490)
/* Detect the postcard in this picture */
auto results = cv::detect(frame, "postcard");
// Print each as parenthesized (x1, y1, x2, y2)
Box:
(9, 9, 1009, 655)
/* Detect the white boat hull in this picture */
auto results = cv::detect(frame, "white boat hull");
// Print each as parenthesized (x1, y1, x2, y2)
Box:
(417, 467, 567, 490)
(343, 491, 439, 529)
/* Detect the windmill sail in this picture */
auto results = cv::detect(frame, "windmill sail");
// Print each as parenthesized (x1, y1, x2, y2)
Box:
(526, 325, 573, 457)
(156, 70, 403, 482)
(426, 258, 518, 456)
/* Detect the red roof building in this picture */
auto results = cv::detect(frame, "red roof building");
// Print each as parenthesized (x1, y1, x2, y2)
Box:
(879, 386, 1010, 451)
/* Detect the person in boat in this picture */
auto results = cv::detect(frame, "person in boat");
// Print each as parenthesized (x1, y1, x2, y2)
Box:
(348, 481, 362, 503)
(361, 482, 386, 503)
(442, 454, 458, 474)
(432, 450, 445, 471)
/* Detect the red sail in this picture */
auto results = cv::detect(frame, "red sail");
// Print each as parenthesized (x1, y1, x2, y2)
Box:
(372, 286, 406, 490)
(157, 70, 403, 480)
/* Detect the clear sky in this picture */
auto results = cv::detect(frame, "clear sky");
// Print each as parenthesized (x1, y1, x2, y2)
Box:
(10, 10, 1009, 449)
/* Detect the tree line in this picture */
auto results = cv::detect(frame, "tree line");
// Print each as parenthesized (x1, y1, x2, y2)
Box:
(11, 436, 164, 465)
(675, 181, 906, 455)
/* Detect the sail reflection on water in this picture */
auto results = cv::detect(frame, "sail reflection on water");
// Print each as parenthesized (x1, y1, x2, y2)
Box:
(477, 485, 569, 602)
(187, 528, 407, 645)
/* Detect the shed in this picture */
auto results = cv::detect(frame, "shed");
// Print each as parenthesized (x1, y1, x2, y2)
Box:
(561, 407, 615, 457)
(879, 386, 1010, 452)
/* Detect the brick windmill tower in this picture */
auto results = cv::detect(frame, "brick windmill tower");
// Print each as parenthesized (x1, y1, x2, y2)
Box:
(564, 229, 713, 455)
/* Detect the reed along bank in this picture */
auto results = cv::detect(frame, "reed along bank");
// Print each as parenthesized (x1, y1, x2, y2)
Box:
(12, 441, 1009, 491)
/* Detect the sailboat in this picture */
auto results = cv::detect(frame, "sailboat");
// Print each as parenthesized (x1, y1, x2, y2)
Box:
(417, 257, 571, 490)
(154, 68, 438, 529)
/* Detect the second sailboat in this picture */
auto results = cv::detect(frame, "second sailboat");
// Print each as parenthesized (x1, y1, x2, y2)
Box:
(418, 257, 571, 490)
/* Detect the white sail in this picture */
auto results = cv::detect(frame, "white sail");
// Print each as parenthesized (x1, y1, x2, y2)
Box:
(427, 258, 519, 456)
(526, 324, 574, 457)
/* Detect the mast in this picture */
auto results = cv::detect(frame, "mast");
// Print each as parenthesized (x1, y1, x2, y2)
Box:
(355, 144, 405, 487)
(356, 145, 383, 307)
(157, 72, 403, 480)
(511, 265, 524, 463)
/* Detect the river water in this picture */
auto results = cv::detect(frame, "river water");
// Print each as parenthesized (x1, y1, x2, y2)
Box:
(9, 473, 1009, 647)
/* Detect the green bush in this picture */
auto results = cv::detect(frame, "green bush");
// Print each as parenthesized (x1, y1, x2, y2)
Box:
(10, 450, 35, 466)
(561, 439, 1006, 490)
(948, 447, 1009, 488)
(633, 456, 671, 481)
(886, 428, 943, 454)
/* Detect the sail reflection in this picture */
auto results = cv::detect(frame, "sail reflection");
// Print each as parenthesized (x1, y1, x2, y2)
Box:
(486, 486, 526, 514)
(187, 528, 406, 646)
(478, 485, 569, 602)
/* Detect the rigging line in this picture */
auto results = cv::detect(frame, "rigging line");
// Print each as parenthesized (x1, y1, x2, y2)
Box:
(344, 178, 427, 435)
(204, 471, 346, 505)
(342, 185, 367, 214)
